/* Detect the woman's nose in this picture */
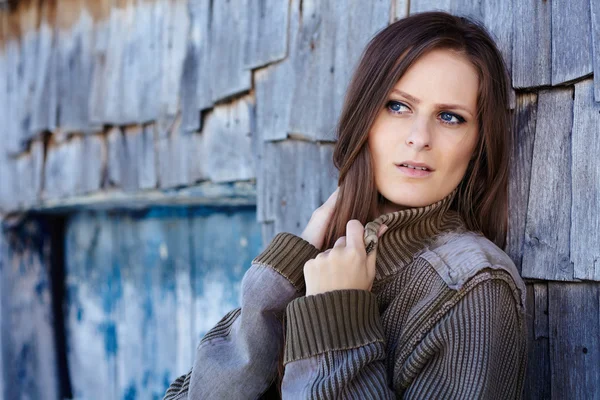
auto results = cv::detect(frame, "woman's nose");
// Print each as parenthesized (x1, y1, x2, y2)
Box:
(405, 120, 431, 150)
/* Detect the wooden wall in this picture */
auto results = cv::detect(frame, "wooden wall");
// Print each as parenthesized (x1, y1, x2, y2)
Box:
(0, 0, 599, 399)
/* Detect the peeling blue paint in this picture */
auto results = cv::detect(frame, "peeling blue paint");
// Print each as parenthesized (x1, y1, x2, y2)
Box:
(98, 321, 118, 356)
(123, 382, 137, 400)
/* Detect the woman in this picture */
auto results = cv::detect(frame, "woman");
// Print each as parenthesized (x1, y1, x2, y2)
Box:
(164, 10, 528, 400)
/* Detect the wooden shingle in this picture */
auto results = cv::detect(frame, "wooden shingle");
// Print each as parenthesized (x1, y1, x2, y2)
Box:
(522, 87, 574, 281)
(570, 78, 600, 281)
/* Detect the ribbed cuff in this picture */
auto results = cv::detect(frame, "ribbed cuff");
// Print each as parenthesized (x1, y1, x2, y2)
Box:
(283, 289, 385, 364)
(251, 232, 320, 293)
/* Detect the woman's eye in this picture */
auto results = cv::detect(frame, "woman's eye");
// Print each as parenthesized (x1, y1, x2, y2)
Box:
(386, 101, 409, 114)
(439, 112, 466, 125)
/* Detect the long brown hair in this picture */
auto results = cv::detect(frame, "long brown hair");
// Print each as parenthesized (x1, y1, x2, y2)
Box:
(274, 10, 513, 396)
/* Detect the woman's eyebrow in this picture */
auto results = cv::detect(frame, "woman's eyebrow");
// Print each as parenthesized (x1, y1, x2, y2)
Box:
(391, 89, 473, 117)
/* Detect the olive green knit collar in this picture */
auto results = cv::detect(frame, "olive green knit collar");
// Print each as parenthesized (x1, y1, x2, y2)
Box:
(363, 187, 465, 280)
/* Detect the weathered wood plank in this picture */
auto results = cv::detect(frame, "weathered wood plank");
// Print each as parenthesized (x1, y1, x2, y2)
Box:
(17, 1, 41, 142)
(88, 0, 116, 125)
(207, 0, 251, 104)
(103, 0, 139, 124)
(31, 0, 58, 133)
(190, 206, 262, 345)
(1, 222, 60, 400)
(0, 153, 18, 213)
(272, 140, 321, 235)
(571, 79, 600, 281)
(256, 140, 276, 223)
(56, 0, 102, 133)
(506, 93, 537, 272)
(30, 182, 256, 214)
(115, 211, 180, 398)
(159, 0, 189, 117)
(189, 0, 213, 115)
(512, 0, 552, 88)
(15, 139, 44, 209)
(288, 0, 389, 141)
(551, 0, 593, 85)
(522, 282, 551, 400)
(243, 0, 289, 69)
(114, 215, 151, 399)
(0, 225, 4, 397)
(548, 282, 600, 399)
(393, 0, 409, 21)
(201, 96, 255, 183)
(592, 0, 600, 101)
(156, 116, 205, 189)
(5, 19, 26, 154)
(409, 0, 482, 16)
(44, 134, 104, 200)
(65, 213, 118, 399)
(522, 88, 574, 281)
(131, 0, 160, 123)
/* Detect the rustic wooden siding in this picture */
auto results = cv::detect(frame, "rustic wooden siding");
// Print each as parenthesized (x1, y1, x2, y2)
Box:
(0, 0, 599, 398)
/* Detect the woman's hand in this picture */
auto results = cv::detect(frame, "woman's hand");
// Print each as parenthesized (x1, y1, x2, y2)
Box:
(301, 187, 339, 250)
(304, 220, 388, 296)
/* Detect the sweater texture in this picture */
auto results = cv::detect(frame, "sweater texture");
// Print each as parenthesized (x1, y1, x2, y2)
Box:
(164, 187, 528, 399)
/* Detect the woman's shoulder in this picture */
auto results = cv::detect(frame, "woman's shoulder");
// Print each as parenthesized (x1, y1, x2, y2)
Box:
(415, 228, 527, 313)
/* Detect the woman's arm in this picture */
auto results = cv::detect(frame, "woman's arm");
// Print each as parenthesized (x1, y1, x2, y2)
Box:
(163, 232, 320, 400)
(279, 273, 527, 399)
(280, 289, 396, 399)
(401, 276, 528, 399)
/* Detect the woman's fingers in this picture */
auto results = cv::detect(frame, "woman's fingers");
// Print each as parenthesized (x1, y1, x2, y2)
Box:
(333, 236, 346, 248)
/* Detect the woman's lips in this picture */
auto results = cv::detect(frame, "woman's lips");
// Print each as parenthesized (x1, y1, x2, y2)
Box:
(396, 165, 433, 178)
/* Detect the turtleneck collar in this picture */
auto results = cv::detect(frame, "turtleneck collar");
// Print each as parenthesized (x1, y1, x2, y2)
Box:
(363, 187, 466, 280)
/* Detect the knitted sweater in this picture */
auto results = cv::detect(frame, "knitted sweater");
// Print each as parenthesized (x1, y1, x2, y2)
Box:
(163, 188, 528, 399)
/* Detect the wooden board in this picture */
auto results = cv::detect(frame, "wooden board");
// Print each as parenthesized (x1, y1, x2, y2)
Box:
(288, 0, 389, 141)
(43, 134, 104, 201)
(506, 93, 537, 272)
(570, 79, 600, 281)
(65, 212, 119, 399)
(88, 0, 118, 125)
(206, 0, 251, 104)
(512, 0, 552, 88)
(522, 282, 551, 400)
(592, 0, 600, 101)
(1, 222, 60, 400)
(200, 96, 255, 183)
(548, 282, 600, 399)
(243, 0, 289, 69)
(31, 0, 58, 133)
(252, 0, 300, 143)
(56, 0, 102, 134)
(156, 116, 205, 189)
(15, 139, 44, 208)
(158, 0, 189, 117)
(189, 0, 213, 115)
(522, 88, 574, 281)
(393, 0, 409, 21)
(190, 206, 262, 345)
(551, 0, 593, 85)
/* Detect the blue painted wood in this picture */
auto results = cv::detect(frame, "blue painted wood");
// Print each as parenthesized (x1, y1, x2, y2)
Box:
(65, 212, 119, 399)
(63, 205, 261, 399)
(0, 221, 60, 400)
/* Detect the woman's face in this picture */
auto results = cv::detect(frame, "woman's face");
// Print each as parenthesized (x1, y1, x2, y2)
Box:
(368, 48, 480, 213)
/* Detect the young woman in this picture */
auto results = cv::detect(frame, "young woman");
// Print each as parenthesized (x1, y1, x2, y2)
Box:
(164, 10, 528, 400)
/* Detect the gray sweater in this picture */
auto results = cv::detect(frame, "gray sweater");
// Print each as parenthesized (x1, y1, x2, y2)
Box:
(163, 188, 528, 399)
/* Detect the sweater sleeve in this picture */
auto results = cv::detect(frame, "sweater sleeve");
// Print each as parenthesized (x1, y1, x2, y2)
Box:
(400, 277, 528, 399)
(281, 289, 396, 399)
(162, 232, 320, 400)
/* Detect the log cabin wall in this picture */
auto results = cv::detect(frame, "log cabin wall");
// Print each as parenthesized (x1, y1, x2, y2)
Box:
(0, 0, 599, 399)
